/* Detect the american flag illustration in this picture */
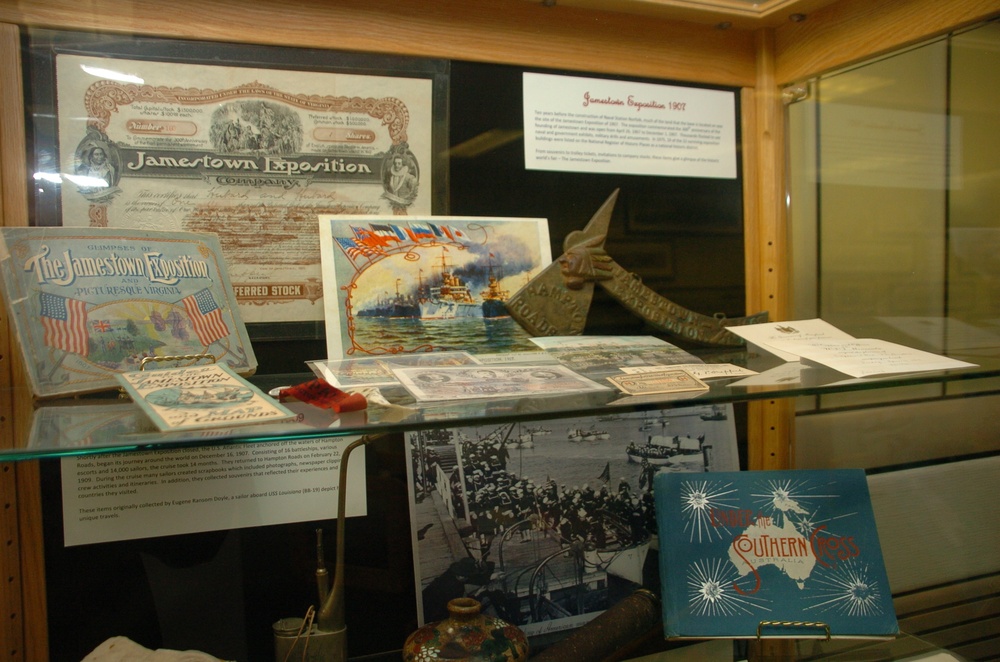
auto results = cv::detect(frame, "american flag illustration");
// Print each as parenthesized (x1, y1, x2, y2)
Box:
(336, 237, 377, 261)
(181, 288, 229, 346)
(351, 226, 391, 253)
(39, 292, 89, 355)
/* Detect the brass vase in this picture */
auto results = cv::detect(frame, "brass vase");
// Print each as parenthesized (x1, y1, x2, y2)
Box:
(402, 597, 529, 662)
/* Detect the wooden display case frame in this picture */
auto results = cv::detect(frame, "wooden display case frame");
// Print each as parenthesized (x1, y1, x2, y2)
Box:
(2, 0, 999, 658)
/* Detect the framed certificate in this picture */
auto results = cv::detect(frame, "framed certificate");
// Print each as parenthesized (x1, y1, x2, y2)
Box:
(25, 29, 448, 339)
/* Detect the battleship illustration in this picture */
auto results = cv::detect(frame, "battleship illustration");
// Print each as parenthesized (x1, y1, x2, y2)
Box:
(418, 250, 480, 319)
(357, 278, 419, 318)
(417, 249, 510, 319)
(353, 249, 514, 320)
(479, 258, 511, 318)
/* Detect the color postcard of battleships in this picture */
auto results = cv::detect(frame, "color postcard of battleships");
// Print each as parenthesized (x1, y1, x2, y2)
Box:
(318, 215, 551, 358)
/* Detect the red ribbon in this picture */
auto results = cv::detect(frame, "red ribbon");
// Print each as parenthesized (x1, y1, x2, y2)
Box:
(278, 379, 367, 412)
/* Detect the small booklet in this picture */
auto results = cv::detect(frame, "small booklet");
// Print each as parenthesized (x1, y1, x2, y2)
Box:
(116, 363, 294, 431)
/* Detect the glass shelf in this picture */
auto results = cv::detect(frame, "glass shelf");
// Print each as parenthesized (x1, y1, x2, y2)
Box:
(6, 347, 1000, 462)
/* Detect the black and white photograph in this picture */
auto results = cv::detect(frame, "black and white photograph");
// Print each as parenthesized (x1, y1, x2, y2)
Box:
(404, 404, 739, 638)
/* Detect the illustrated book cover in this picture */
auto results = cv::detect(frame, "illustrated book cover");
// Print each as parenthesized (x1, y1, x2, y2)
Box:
(654, 469, 898, 639)
(318, 215, 551, 359)
(0, 227, 256, 398)
(116, 363, 294, 431)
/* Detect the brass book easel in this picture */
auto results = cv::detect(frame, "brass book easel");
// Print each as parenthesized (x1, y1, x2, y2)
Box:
(118, 353, 216, 399)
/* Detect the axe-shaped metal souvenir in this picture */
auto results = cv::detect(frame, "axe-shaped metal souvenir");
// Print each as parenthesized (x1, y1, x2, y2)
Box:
(505, 189, 768, 346)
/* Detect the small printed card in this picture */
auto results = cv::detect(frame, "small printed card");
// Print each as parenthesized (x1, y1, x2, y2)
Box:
(116, 363, 295, 431)
(621, 363, 758, 380)
(607, 369, 709, 396)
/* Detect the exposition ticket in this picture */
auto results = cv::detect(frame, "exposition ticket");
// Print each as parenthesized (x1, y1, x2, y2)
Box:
(606, 369, 709, 396)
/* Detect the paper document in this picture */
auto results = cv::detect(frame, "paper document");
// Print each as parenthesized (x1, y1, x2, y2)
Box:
(723, 318, 855, 362)
(529, 335, 673, 350)
(767, 338, 978, 378)
(392, 364, 610, 401)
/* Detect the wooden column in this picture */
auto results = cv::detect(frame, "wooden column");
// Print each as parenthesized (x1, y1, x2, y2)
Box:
(0, 20, 47, 661)
(0, 20, 22, 659)
(742, 26, 797, 662)
(743, 27, 794, 474)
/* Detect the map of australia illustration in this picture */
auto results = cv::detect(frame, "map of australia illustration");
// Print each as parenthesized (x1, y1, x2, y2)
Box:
(727, 490, 816, 591)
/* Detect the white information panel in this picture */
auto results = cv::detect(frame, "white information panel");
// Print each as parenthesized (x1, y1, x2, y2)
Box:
(523, 72, 737, 179)
(61, 436, 366, 546)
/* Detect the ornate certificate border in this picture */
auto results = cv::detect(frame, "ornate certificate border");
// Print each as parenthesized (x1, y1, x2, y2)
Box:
(26, 29, 449, 340)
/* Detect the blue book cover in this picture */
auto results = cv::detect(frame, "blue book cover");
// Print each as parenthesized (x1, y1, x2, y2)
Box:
(654, 469, 899, 639)
(0, 227, 256, 398)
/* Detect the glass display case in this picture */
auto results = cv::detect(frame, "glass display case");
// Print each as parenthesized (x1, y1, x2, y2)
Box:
(783, 16, 1000, 662)
(2, 1, 999, 661)
(3, 348, 997, 661)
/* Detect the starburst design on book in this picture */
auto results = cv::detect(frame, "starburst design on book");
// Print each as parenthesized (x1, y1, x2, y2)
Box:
(679, 479, 739, 543)
(807, 560, 886, 617)
(686, 558, 771, 617)
(748, 477, 849, 533)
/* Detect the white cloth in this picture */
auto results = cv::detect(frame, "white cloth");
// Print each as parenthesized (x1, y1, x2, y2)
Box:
(82, 636, 225, 662)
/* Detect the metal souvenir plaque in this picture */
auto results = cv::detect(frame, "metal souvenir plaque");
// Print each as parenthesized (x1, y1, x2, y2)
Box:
(505, 190, 768, 346)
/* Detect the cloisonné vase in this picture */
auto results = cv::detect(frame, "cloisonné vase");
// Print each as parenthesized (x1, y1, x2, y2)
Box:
(402, 597, 528, 662)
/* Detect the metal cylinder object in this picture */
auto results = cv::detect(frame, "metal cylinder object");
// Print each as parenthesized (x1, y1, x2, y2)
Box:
(273, 617, 346, 662)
